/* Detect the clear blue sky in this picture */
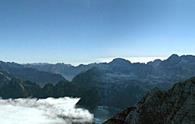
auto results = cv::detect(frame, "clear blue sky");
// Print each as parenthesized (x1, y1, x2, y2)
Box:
(0, 0, 195, 65)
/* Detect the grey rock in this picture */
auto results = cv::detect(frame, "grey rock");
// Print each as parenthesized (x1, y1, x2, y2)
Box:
(104, 77, 195, 124)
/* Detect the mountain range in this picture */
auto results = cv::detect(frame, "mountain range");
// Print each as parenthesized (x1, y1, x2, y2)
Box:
(0, 61, 65, 86)
(0, 70, 100, 110)
(24, 63, 95, 81)
(25, 54, 195, 87)
(1, 54, 195, 111)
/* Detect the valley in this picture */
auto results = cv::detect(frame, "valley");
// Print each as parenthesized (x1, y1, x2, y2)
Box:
(1, 54, 195, 123)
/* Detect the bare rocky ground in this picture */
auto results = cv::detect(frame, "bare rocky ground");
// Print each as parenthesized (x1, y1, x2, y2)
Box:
(104, 77, 195, 124)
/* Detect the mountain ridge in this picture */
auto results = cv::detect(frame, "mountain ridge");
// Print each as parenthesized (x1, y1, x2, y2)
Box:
(103, 77, 195, 124)
(0, 61, 65, 86)
(1, 54, 195, 110)
(70, 54, 195, 109)
(23, 54, 195, 81)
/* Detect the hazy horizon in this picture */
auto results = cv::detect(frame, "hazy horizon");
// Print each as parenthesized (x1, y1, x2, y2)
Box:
(1, 54, 194, 66)
(1, 55, 169, 66)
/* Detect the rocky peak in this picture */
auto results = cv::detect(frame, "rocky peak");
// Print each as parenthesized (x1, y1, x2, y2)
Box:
(166, 54, 180, 63)
(104, 77, 195, 124)
(110, 58, 131, 67)
(147, 59, 162, 67)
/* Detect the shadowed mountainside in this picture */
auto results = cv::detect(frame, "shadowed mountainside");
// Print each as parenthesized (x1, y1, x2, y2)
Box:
(104, 77, 195, 124)
(72, 54, 195, 109)
(0, 70, 100, 110)
(24, 63, 95, 81)
(0, 61, 65, 86)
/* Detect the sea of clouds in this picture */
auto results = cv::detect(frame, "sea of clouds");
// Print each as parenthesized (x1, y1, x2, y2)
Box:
(0, 97, 94, 124)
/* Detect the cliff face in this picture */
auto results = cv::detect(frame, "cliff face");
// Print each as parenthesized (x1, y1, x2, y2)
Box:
(104, 77, 195, 124)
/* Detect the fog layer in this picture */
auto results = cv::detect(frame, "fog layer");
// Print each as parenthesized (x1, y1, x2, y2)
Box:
(0, 97, 94, 124)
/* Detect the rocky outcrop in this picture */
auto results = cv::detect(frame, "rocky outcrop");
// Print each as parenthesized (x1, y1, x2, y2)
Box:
(104, 77, 195, 124)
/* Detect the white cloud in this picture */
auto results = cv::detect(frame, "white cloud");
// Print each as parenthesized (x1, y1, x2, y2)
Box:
(0, 97, 94, 124)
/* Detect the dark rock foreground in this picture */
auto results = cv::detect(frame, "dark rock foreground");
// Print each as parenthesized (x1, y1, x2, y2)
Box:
(104, 77, 195, 124)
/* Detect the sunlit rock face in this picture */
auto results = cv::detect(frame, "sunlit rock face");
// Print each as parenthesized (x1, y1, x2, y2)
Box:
(0, 97, 94, 124)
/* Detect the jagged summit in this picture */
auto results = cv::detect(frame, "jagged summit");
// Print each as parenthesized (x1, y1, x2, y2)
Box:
(104, 77, 195, 124)
(168, 54, 179, 58)
(166, 54, 180, 62)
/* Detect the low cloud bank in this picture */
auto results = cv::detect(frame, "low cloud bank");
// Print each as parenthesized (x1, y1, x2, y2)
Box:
(0, 97, 94, 124)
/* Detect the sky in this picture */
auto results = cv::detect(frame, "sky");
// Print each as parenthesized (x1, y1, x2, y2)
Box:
(0, 0, 195, 65)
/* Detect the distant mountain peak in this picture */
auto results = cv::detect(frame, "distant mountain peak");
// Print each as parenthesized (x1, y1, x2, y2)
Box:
(147, 59, 162, 65)
(164, 54, 181, 64)
(110, 58, 131, 65)
(168, 54, 180, 60)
